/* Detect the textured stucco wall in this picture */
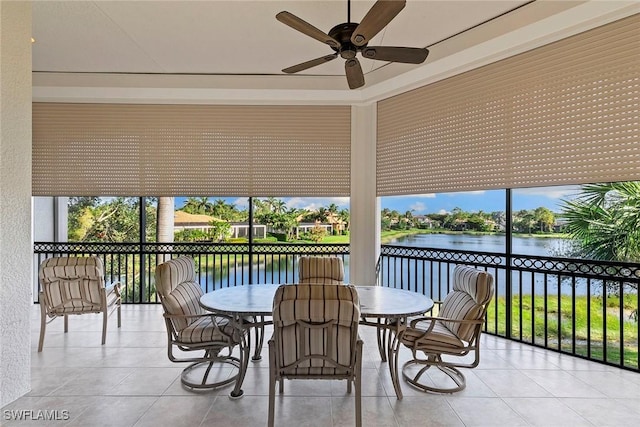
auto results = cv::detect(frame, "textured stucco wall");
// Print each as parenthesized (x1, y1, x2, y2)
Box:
(0, 0, 33, 407)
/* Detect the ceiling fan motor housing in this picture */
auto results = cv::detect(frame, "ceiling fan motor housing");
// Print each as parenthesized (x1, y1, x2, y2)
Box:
(329, 22, 365, 59)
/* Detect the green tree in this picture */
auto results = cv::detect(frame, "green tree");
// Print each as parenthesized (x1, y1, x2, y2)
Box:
(560, 182, 640, 262)
(467, 213, 490, 231)
(207, 219, 232, 242)
(338, 208, 350, 233)
(513, 209, 536, 233)
(308, 224, 327, 243)
(69, 197, 141, 242)
(403, 210, 414, 228)
(211, 198, 242, 221)
(182, 197, 211, 215)
(534, 207, 555, 232)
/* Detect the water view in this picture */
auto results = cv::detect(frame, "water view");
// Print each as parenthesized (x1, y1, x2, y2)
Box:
(203, 234, 571, 294)
(386, 233, 568, 257)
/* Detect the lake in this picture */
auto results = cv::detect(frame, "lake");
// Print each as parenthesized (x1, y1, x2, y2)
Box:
(379, 234, 614, 297)
(205, 234, 573, 295)
(387, 233, 569, 257)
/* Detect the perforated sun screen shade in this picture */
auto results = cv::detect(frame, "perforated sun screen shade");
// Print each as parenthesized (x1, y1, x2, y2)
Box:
(377, 15, 640, 196)
(33, 104, 351, 197)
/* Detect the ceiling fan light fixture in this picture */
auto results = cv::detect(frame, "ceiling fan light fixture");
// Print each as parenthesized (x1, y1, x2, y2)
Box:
(326, 39, 340, 49)
(363, 48, 376, 58)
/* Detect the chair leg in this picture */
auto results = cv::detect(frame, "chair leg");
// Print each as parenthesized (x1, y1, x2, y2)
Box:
(355, 378, 362, 427)
(117, 302, 121, 328)
(102, 309, 108, 345)
(38, 304, 47, 352)
(268, 340, 276, 427)
(355, 340, 363, 427)
(64, 315, 68, 333)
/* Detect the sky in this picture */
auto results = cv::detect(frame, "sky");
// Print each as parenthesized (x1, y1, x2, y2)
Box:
(174, 185, 581, 215)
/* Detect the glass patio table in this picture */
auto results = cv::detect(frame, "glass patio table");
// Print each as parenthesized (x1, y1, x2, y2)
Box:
(200, 284, 433, 399)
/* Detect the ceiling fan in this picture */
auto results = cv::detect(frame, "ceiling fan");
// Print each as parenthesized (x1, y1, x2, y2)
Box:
(276, 0, 429, 89)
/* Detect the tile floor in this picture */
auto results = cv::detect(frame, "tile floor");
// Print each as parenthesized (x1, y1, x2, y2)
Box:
(2, 305, 640, 426)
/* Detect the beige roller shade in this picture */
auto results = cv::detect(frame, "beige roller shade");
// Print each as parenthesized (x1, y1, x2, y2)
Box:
(33, 103, 351, 197)
(377, 14, 640, 196)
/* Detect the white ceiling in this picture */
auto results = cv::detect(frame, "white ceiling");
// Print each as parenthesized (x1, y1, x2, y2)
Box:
(31, 0, 639, 103)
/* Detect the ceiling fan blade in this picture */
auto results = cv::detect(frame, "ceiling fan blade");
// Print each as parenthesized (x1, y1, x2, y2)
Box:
(276, 11, 340, 49)
(282, 54, 338, 74)
(361, 46, 429, 64)
(345, 58, 365, 89)
(351, 0, 406, 47)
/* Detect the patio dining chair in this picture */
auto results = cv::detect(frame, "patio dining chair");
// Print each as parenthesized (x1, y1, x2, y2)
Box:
(38, 256, 121, 352)
(396, 265, 494, 393)
(155, 256, 249, 390)
(268, 283, 363, 427)
(298, 255, 344, 284)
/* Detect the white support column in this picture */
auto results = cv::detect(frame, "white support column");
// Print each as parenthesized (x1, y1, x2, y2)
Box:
(0, 0, 33, 407)
(349, 104, 380, 285)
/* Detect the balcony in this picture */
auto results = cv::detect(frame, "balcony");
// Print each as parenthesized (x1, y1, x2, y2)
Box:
(33, 241, 640, 373)
(12, 241, 638, 425)
(3, 304, 640, 426)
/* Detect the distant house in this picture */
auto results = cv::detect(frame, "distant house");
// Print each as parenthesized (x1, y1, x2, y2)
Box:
(413, 215, 435, 228)
(173, 211, 266, 239)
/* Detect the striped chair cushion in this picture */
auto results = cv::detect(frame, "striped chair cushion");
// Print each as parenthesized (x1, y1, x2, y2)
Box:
(401, 319, 464, 350)
(452, 265, 494, 305)
(39, 256, 105, 313)
(298, 256, 344, 285)
(440, 265, 494, 341)
(272, 284, 359, 375)
(177, 315, 243, 344)
(155, 257, 204, 331)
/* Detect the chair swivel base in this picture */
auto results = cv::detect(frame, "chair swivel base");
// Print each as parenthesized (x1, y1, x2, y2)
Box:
(181, 356, 241, 390)
(402, 359, 466, 394)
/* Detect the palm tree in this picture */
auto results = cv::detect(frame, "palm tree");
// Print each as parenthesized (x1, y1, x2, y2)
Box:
(181, 196, 211, 214)
(265, 197, 279, 213)
(315, 207, 328, 222)
(560, 182, 640, 262)
(338, 208, 350, 232)
(181, 197, 201, 214)
(253, 198, 268, 216)
(272, 199, 287, 214)
(211, 199, 229, 219)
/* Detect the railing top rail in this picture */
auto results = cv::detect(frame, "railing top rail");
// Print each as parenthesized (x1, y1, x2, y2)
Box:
(380, 244, 640, 281)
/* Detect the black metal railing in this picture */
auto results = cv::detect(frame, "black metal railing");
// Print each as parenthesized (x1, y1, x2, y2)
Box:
(33, 241, 639, 372)
(379, 244, 640, 372)
(33, 241, 350, 304)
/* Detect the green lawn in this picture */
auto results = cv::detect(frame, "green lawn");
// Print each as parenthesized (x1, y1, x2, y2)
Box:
(486, 294, 639, 367)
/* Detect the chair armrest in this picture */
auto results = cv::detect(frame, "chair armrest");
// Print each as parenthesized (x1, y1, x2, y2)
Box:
(105, 281, 122, 297)
(164, 311, 244, 333)
(409, 315, 484, 329)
